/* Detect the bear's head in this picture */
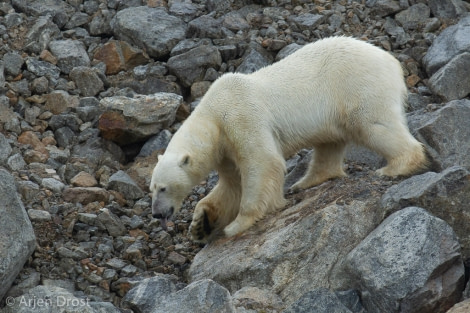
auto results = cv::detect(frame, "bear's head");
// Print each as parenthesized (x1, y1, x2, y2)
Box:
(150, 153, 194, 229)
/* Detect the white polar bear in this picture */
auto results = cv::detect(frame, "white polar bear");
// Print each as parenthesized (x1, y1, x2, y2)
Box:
(150, 36, 426, 242)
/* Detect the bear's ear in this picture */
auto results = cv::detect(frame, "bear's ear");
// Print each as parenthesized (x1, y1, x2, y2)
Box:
(178, 154, 191, 167)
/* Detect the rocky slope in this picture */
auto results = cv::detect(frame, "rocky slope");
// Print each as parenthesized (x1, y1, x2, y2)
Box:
(0, 0, 470, 312)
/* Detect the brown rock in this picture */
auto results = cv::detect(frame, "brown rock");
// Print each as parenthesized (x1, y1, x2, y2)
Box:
(18, 131, 49, 162)
(446, 299, 470, 313)
(94, 40, 148, 75)
(43, 90, 79, 115)
(71, 171, 98, 187)
(62, 187, 109, 205)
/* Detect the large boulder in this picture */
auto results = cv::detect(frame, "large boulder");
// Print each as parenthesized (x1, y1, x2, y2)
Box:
(111, 6, 187, 59)
(422, 16, 470, 76)
(410, 99, 470, 171)
(381, 166, 470, 259)
(345, 207, 465, 313)
(0, 169, 36, 300)
(189, 176, 385, 304)
(98, 93, 182, 145)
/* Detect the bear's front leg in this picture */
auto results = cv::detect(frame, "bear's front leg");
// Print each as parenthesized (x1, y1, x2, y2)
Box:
(189, 202, 219, 242)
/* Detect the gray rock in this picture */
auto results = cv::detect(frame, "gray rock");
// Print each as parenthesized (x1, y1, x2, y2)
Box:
(345, 207, 464, 313)
(206, 0, 231, 13)
(167, 45, 222, 87)
(189, 199, 383, 304)
(276, 43, 302, 61)
(0, 133, 12, 164)
(3, 52, 24, 77)
(411, 99, 470, 171)
(122, 275, 179, 313)
(237, 46, 272, 74)
(41, 177, 66, 194)
(107, 170, 144, 200)
(366, 0, 401, 17)
(98, 93, 182, 145)
(138, 129, 172, 158)
(0, 169, 35, 301)
(69, 66, 104, 97)
(169, 2, 198, 23)
(428, 52, 470, 101)
(0, 285, 120, 313)
(23, 15, 61, 54)
(17, 180, 40, 203)
(28, 209, 52, 222)
(7, 153, 27, 171)
(395, 3, 430, 30)
(49, 39, 91, 74)
(288, 13, 326, 31)
(423, 16, 470, 76)
(25, 58, 61, 80)
(232, 287, 284, 312)
(111, 6, 186, 59)
(187, 14, 224, 39)
(97, 208, 127, 237)
(283, 288, 357, 313)
(48, 113, 82, 132)
(54, 126, 76, 148)
(381, 166, 470, 258)
(11, 0, 73, 21)
(428, 0, 467, 19)
(153, 279, 236, 313)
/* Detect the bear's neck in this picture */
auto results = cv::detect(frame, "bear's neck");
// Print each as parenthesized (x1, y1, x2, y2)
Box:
(170, 113, 221, 185)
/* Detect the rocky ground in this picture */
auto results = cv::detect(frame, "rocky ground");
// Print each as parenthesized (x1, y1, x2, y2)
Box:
(0, 0, 470, 312)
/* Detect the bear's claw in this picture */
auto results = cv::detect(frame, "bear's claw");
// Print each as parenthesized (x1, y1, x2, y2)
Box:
(189, 209, 213, 242)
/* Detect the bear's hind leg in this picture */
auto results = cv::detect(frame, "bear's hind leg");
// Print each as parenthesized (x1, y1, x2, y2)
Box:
(362, 122, 427, 177)
(290, 142, 347, 192)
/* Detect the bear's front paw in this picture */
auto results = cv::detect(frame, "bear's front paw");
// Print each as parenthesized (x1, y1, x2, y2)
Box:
(189, 208, 213, 243)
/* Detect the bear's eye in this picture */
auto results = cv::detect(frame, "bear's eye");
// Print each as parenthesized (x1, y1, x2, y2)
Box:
(159, 187, 166, 192)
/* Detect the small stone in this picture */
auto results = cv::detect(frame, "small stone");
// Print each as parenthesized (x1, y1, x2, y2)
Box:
(121, 264, 138, 276)
(105, 258, 127, 270)
(41, 178, 65, 194)
(167, 251, 187, 265)
(28, 209, 52, 222)
(71, 171, 98, 187)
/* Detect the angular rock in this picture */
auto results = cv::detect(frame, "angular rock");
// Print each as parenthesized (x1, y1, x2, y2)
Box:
(283, 288, 360, 313)
(189, 198, 383, 304)
(138, 129, 172, 158)
(111, 6, 186, 59)
(0, 169, 35, 300)
(17, 180, 40, 203)
(169, 2, 198, 23)
(11, 0, 73, 20)
(23, 15, 61, 54)
(6, 153, 27, 171)
(423, 16, 470, 76)
(44, 90, 79, 115)
(345, 207, 465, 313)
(154, 279, 236, 313)
(97, 208, 127, 237)
(41, 177, 66, 194)
(366, 0, 401, 17)
(93, 40, 148, 75)
(18, 131, 49, 157)
(62, 187, 110, 205)
(25, 58, 60, 80)
(98, 93, 182, 145)
(0, 133, 12, 164)
(428, 52, 470, 101)
(71, 171, 98, 187)
(187, 14, 224, 39)
(167, 45, 222, 87)
(428, 0, 467, 19)
(69, 66, 104, 97)
(288, 13, 326, 31)
(48, 39, 91, 74)
(411, 99, 470, 171)
(28, 209, 52, 222)
(232, 287, 284, 312)
(395, 3, 430, 30)
(107, 170, 144, 200)
(381, 166, 470, 258)
(122, 275, 179, 313)
(236, 46, 272, 74)
(3, 52, 24, 77)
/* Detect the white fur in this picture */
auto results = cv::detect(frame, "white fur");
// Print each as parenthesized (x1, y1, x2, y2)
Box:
(150, 37, 426, 242)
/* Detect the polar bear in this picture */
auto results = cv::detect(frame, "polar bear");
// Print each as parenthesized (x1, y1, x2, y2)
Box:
(150, 36, 426, 242)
